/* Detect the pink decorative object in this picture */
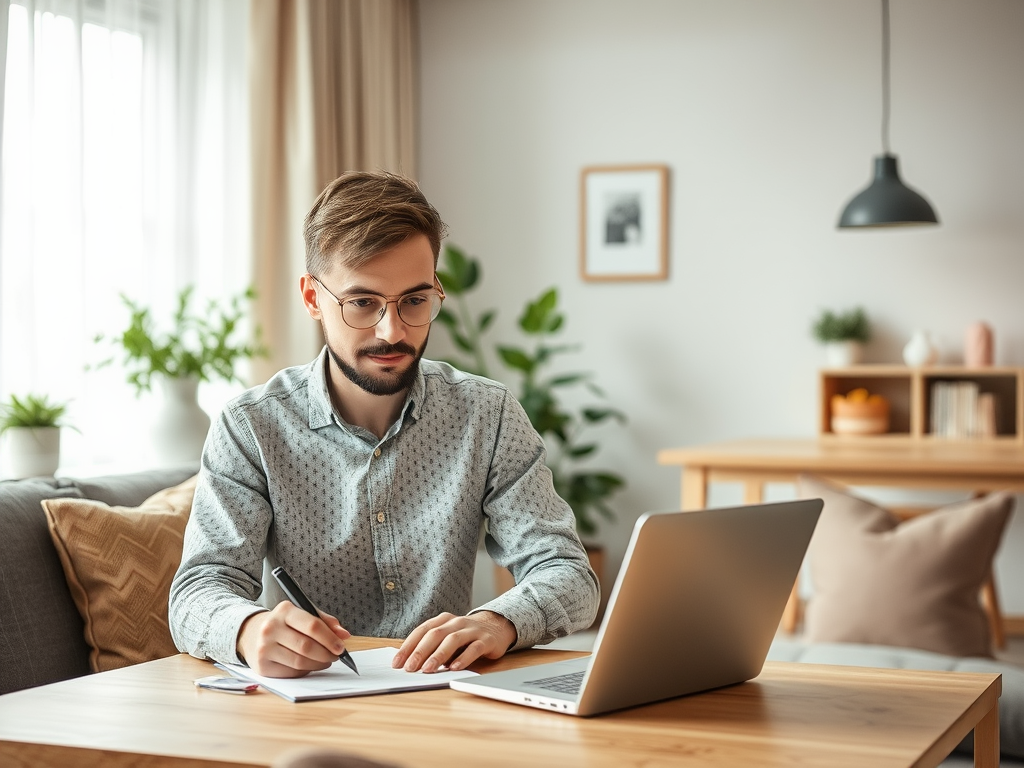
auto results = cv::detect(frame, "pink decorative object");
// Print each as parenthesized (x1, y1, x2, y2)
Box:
(964, 322, 994, 367)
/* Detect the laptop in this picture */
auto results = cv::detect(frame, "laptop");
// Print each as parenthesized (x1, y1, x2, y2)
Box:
(451, 498, 822, 716)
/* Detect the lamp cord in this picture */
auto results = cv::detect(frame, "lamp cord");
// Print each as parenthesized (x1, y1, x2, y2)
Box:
(881, 0, 891, 155)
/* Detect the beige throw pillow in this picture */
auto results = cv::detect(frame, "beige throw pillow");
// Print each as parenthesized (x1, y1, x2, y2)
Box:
(42, 475, 198, 672)
(798, 474, 1013, 658)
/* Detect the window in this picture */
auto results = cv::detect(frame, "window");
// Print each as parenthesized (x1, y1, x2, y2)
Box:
(0, 0, 251, 473)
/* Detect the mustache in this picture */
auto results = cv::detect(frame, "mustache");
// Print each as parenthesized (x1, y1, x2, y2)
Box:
(359, 342, 418, 357)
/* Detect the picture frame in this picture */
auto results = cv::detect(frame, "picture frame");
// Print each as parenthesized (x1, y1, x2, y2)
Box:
(580, 164, 669, 282)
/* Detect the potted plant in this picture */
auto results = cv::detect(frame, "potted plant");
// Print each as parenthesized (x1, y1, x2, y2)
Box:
(811, 306, 870, 367)
(435, 245, 626, 605)
(95, 285, 268, 464)
(0, 393, 73, 478)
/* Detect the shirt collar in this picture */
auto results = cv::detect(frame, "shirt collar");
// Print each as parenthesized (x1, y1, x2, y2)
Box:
(405, 361, 425, 422)
(307, 347, 336, 429)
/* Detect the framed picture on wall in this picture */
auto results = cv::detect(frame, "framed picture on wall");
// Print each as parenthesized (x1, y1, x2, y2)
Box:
(580, 164, 669, 281)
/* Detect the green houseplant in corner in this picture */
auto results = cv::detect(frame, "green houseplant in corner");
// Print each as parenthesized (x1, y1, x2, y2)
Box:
(435, 245, 626, 602)
(811, 306, 870, 367)
(0, 393, 73, 479)
(95, 285, 268, 465)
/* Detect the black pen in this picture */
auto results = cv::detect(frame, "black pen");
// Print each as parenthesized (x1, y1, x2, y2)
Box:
(271, 566, 359, 675)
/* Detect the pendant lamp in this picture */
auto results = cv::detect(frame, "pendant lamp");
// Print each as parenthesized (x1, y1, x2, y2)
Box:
(838, 0, 939, 228)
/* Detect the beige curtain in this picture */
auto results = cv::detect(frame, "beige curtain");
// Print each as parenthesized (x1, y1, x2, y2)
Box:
(249, 0, 418, 381)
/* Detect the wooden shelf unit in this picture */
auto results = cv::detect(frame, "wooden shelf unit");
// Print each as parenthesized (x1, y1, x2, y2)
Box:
(819, 365, 1024, 444)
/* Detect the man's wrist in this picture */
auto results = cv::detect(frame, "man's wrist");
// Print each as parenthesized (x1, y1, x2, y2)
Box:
(475, 610, 518, 650)
(235, 610, 266, 665)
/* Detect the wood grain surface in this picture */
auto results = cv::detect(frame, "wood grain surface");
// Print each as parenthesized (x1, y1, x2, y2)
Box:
(0, 636, 1000, 767)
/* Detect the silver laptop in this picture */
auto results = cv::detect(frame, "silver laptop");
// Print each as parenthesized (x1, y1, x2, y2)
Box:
(451, 499, 822, 716)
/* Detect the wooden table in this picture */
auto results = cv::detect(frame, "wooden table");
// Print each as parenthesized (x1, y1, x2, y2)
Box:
(0, 637, 1003, 767)
(657, 438, 1024, 511)
(657, 437, 1024, 642)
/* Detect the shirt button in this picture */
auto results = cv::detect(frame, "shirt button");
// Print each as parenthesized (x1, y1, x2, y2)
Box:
(377, 512, 385, 523)
(385, 581, 396, 591)
(374, 447, 381, 458)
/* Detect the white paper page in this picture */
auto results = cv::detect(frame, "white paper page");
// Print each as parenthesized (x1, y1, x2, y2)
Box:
(218, 646, 478, 702)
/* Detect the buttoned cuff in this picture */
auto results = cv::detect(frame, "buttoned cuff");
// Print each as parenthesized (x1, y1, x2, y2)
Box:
(473, 588, 574, 651)
(212, 603, 267, 666)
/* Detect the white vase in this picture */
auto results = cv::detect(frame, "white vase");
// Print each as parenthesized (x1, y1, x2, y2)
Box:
(151, 376, 211, 465)
(903, 330, 938, 367)
(824, 340, 864, 367)
(2, 426, 61, 479)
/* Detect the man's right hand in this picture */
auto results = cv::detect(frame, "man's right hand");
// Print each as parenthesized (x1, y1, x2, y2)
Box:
(236, 601, 351, 678)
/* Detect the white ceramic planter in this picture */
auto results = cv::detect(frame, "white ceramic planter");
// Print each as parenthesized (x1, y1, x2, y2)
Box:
(151, 376, 211, 465)
(2, 426, 61, 479)
(824, 340, 864, 367)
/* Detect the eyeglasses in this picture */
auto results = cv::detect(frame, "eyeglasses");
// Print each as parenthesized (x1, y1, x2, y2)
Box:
(309, 274, 446, 330)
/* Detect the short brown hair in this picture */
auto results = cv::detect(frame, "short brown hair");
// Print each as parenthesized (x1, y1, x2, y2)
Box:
(303, 171, 447, 277)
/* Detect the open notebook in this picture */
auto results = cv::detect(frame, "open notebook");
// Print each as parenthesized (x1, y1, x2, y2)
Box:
(219, 646, 477, 702)
(451, 499, 822, 716)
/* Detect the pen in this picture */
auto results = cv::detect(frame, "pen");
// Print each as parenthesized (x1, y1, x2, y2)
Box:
(271, 566, 359, 675)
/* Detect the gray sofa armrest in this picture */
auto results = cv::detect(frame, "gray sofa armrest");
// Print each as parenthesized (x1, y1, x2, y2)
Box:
(0, 478, 90, 694)
(0, 466, 198, 695)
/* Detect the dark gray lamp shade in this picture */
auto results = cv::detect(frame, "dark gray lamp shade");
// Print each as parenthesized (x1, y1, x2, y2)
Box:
(838, 154, 939, 228)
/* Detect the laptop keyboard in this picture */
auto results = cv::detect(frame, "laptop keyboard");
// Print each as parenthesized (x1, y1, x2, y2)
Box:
(524, 670, 585, 694)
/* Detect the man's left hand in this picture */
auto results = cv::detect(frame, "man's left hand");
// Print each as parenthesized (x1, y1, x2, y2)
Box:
(392, 611, 517, 673)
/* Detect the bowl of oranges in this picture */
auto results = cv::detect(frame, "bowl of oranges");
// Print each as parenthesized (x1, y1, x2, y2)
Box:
(830, 388, 890, 435)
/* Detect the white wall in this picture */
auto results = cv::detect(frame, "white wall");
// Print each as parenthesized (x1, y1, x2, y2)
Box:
(418, 0, 1024, 613)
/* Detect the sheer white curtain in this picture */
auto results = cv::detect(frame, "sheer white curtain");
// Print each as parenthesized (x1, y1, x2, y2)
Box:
(0, 0, 251, 473)
(0, 1, 8, 198)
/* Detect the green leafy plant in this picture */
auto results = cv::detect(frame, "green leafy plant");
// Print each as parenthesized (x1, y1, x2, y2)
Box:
(435, 244, 626, 538)
(95, 286, 268, 395)
(811, 306, 870, 343)
(0, 393, 72, 433)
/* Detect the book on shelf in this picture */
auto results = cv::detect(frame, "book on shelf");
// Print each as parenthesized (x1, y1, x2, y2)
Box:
(977, 392, 996, 437)
(929, 381, 997, 438)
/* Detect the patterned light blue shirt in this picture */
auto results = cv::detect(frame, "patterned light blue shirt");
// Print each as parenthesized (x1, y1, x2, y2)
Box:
(169, 348, 599, 665)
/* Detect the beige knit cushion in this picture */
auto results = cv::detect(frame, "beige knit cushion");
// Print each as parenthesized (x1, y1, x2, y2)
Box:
(798, 474, 1013, 658)
(42, 475, 198, 672)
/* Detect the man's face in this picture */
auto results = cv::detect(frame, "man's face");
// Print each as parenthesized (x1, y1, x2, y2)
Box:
(305, 234, 436, 397)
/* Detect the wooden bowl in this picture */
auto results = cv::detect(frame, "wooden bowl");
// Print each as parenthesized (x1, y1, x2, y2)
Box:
(831, 396, 890, 435)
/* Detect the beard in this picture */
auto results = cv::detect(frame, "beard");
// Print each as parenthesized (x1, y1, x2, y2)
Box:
(324, 330, 427, 396)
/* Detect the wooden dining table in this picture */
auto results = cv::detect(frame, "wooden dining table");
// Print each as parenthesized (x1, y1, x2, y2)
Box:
(657, 437, 1024, 510)
(657, 437, 1024, 642)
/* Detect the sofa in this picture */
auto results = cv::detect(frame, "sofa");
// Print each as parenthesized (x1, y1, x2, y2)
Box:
(0, 465, 197, 695)
(1, 467, 1021, 766)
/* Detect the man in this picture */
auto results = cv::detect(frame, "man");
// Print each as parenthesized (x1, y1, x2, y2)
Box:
(169, 171, 598, 678)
